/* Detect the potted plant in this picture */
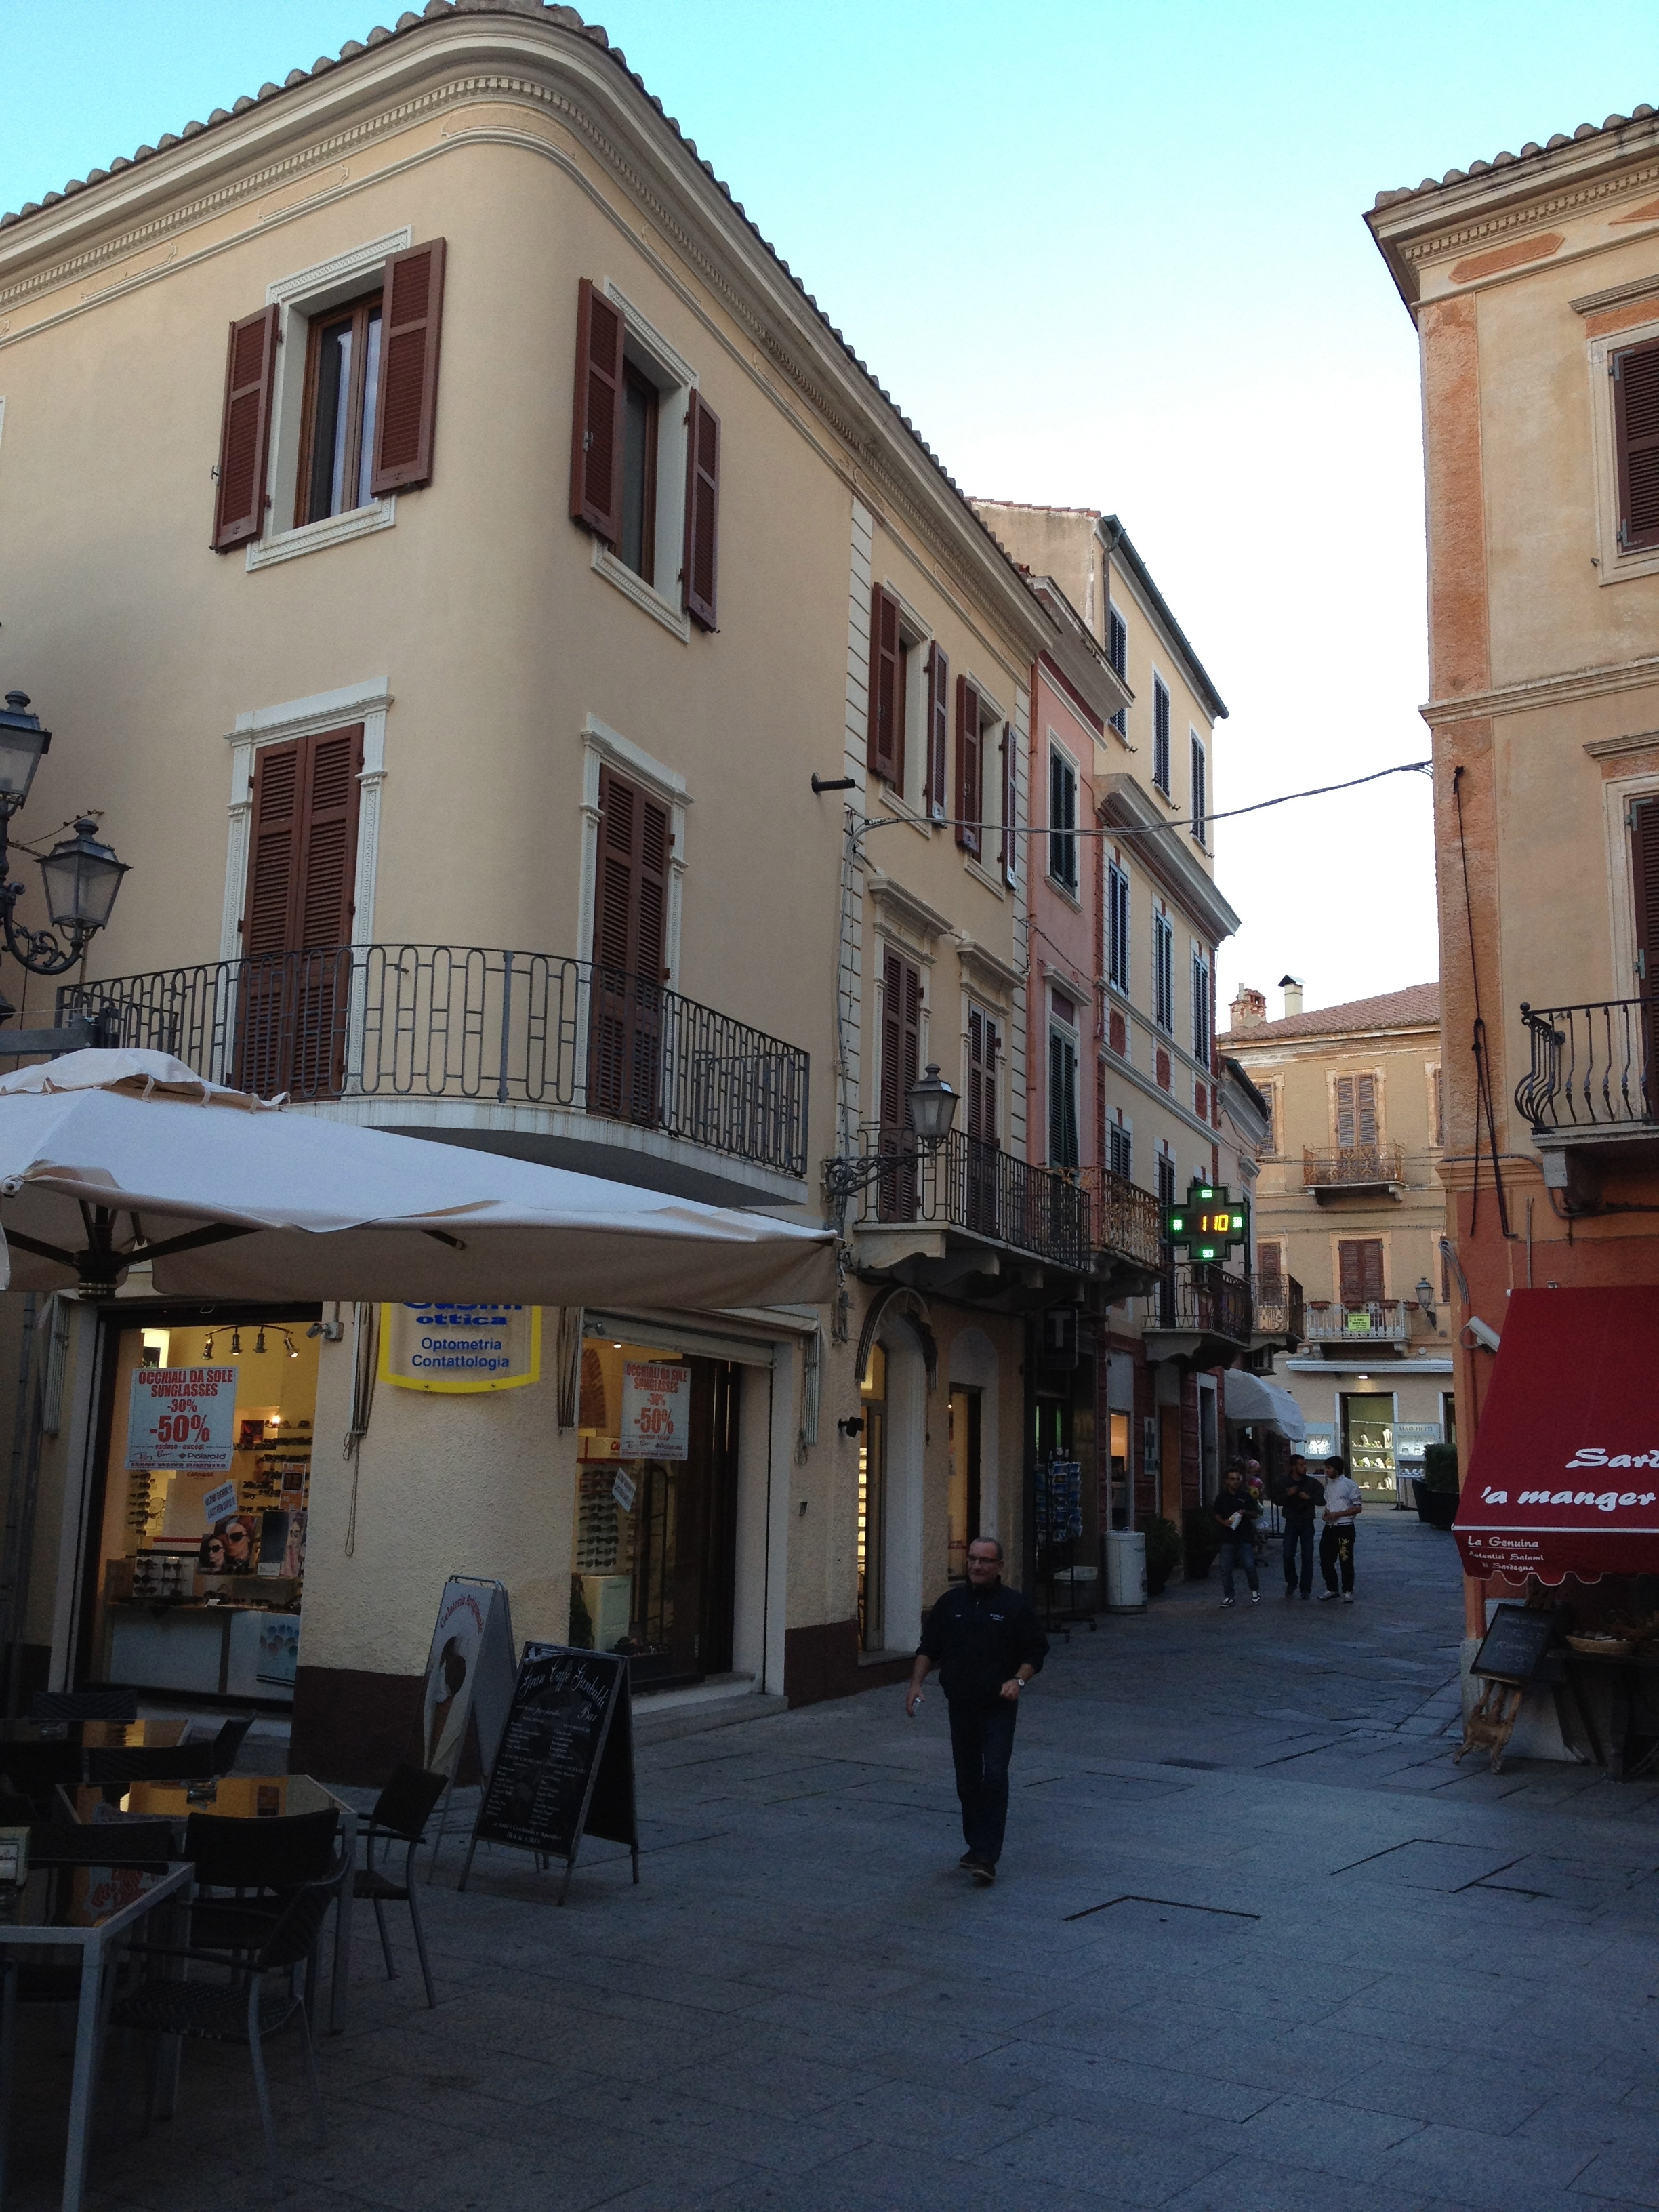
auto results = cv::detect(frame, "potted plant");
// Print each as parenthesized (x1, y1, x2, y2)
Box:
(1413, 1443, 1460, 1531)
(1143, 1517, 1183, 1597)
(1183, 1504, 1221, 1581)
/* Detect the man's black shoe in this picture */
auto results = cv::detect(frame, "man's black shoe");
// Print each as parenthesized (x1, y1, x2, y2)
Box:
(959, 1851, 977, 1868)
(963, 1853, 996, 1885)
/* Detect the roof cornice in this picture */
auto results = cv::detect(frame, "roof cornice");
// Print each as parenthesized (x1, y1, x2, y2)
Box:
(0, 3, 1054, 656)
(1096, 516, 1228, 723)
(1096, 774, 1241, 944)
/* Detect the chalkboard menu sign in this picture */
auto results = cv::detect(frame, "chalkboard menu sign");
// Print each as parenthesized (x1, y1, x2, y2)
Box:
(458, 1643, 638, 1903)
(1472, 1603, 1557, 1685)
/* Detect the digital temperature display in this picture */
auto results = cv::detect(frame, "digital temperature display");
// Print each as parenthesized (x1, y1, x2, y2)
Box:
(1164, 1181, 1249, 1259)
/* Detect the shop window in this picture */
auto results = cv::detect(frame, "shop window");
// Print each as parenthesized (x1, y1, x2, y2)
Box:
(1344, 1391, 1397, 1500)
(859, 1345, 886, 1650)
(88, 1314, 320, 1704)
(570, 1336, 739, 1686)
(947, 1386, 982, 1580)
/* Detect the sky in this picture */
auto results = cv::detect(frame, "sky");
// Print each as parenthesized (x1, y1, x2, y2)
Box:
(1, 1, 1656, 1022)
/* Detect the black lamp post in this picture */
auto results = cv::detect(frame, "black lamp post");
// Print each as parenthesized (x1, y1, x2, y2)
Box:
(0, 694, 127, 980)
(823, 1063, 960, 1204)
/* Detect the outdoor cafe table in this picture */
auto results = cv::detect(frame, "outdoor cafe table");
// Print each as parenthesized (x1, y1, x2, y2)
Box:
(0, 1856, 192, 2212)
(0, 1721, 192, 1799)
(70, 1775, 359, 2033)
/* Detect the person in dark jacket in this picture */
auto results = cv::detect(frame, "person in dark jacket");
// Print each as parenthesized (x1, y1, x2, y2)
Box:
(907, 1538, 1048, 1885)
(1280, 1456, 1321, 1601)
(1213, 1463, 1261, 1607)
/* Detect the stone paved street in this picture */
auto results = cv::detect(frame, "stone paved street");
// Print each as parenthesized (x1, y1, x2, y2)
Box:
(20, 1511, 1659, 2211)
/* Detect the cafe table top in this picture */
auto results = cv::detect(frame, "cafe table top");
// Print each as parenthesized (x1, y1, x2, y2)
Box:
(71, 1772, 344, 1822)
(0, 1858, 194, 1942)
(0, 1718, 188, 1748)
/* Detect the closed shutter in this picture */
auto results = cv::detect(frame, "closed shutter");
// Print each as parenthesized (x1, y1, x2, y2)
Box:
(1256, 1240, 1284, 1304)
(211, 306, 279, 551)
(1614, 338, 1659, 552)
(1632, 798, 1659, 987)
(926, 644, 949, 818)
(370, 239, 445, 495)
(237, 725, 362, 1097)
(878, 949, 922, 1222)
(1338, 1239, 1385, 1305)
(867, 586, 902, 784)
(682, 389, 720, 630)
(1002, 724, 1017, 884)
(589, 766, 670, 1126)
(570, 278, 626, 541)
(1048, 1027, 1078, 1166)
(1334, 1073, 1378, 1148)
(967, 1010, 999, 1143)
(955, 676, 982, 856)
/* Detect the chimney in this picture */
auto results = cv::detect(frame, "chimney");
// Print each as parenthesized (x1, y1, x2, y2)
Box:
(1279, 973, 1304, 1018)
(1229, 985, 1266, 1031)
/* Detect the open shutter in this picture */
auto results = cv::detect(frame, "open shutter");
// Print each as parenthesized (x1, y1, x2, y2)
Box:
(1615, 338, 1659, 552)
(371, 238, 446, 495)
(212, 306, 279, 551)
(926, 644, 949, 819)
(955, 676, 981, 856)
(1002, 724, 1017, 884)
(867, 585, 902, 783)
(682, 390, 720, 630)
(570, 278, 626, 541)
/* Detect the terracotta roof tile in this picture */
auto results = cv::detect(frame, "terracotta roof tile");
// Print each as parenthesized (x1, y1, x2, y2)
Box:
(1370, 107, 1656, 211)
(1219, 981, 1439, 1046)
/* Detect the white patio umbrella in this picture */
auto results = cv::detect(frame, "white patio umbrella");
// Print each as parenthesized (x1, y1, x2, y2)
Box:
(0, 1050, 834, 1309)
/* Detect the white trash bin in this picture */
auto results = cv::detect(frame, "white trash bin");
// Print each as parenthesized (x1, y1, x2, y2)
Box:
(1104, 1528, 1147, 1614)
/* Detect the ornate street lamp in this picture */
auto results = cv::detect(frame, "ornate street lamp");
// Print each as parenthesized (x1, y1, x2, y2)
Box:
(823, 1064, 959, 1204)
(0, 694, 127, 977)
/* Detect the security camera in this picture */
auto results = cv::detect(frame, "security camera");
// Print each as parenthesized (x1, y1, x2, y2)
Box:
(1462, 1317, 1501, 1354)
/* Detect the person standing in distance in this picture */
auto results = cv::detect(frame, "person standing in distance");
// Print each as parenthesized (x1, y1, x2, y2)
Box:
(1318, 1453, 1364, 1602)
(1280, 1456, 1322, 1601)
(1213, 1462, 1261, 1607)
(906, 1538, 1048, 1885)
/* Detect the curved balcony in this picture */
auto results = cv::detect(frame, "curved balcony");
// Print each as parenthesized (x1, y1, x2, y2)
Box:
(1302, 1145, 1406, 1202)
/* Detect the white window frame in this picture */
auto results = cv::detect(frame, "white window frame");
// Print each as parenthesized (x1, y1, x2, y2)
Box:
(1602, 767, 1659, 994)
(1153, 910, 1174, 1034)
(1190, 943, 1211, 1065)
(1107, 604, 1128, 737)
(1588, 312, 1659, 586)
(589, 281, 698, 642)
(1151, 672, 1172, 796)
(961, 677, 1008, 894)
(1107, 859, 1131, 994)
(1189, 730, 1207, 847)
(577, 714, 689, 987)
(251, 230, 413, 571)
(1047, 990, 1081, 1168)
(1107, 1111, 1132, 1183)
(1047, 735, 1080, 898)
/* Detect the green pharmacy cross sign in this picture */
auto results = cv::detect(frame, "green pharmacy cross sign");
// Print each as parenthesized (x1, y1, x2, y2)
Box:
(1164, 1179, 1249, 1263)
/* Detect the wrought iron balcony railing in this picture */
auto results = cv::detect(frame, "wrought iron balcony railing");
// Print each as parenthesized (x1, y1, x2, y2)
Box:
(1303, 1144, 1406, 1189)
(1071, 1163, 1164, 1268)
(1516, 997, 1659, 1134)
(1252, 1275, 1305, 1343)
(838, 1126, 1092, 1273)
(59, 943, 810, 1178)
(1153, 1262, 1253, 1344)
(1304, 1298, 1410, 1345)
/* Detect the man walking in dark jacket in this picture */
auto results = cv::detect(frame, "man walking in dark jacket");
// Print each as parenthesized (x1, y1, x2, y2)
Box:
(1280, 1456, 1321, 1601)
(907, 1538, 1048, 1885)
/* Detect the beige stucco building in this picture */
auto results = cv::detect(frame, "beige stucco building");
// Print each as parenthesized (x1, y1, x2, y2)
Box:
(0, 1, 1108, 1767)
(1222, 980, 1454, 1500)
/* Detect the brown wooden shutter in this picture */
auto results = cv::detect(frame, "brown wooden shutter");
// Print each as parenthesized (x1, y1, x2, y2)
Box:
(1633, 798, 1659, 989)
(570, 278, 626, 541)
(1615, 338, 1659, 552)
(371, 238, 446, 495)
(682, 390, 720, 630)
(243, 740, 302, 958)
(867, 586, 902, 783)
(1338, 1239, 1385, 1304)
(926, 644, 949, 819)
(1334, 1073, 1378, 1148)
(955, 676, 981, 855)
(212, 306, 279, 551)
(967, 1011, 1000, 1143)
(1001, 723, 1017, 884)
(880, 948, 921, 1128)
(1256, 1240, 1284, 1303)
(594, 765, 670, 982)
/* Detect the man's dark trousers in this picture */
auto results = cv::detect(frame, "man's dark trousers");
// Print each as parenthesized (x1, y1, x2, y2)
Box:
(1319, 1523, 1356, 1594)
(947, 1698, 1017, 1864)
(1283, 1524, 1314, 1595)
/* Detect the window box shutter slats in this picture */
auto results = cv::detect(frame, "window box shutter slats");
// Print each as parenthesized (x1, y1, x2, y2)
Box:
(682, 390, 720, 630)
(867, 586, 901, 783)
(212, 306, 279, 552)
(1002, 726, 1017, 884)
(370, 239, 445, 495)
(955, 677, 981, 856)
(926, 644, 949, 819)
(1616, 339, 1659, 550)
(571, 278, 626, 541)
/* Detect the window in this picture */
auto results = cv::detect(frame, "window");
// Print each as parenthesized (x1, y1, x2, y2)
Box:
(1334, 1073, 1378, 1149)
(926, 644, 949, 820)
(1263, 1080, 1279, 1156)
(1256, 1240, 1284, 1305)
(1613, 337, 1659, 553)
(1107, 861, 1130, 992)
(868, 586, 905, 787)
(1152, 676, 1171, 794)
(1109, 1120, 1132, 1181)
(590, 765, 671, 1127)
(1153, 912, 1174, 1033)
(1048, 747, 1078, 893)
(1048, 999, 1080, 1168)
(297, 289, 382, 525)
(570, 278, 720, 629)
(878, 948, 923, 1222)
(954, 682, 1008, 874)
(967, 1008, 1001, 1143)
(1190, 733, 1206, 846)
(1431, 1065, 1444, 1148)
(1338, 1239, 1385, 1306)
(1191, 948, 1211, 1065)
(1156, 1148, 1176, 1210)
(1000, 722, 1017, 887)
(1107, 607, 1128, 735)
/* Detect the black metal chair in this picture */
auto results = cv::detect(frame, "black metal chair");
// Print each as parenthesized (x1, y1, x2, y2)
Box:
(207, 1714, 256, 1774)
(181, 1807, 342, 1962)
(110, 1877, 335, 2198)
(354, 1765, 446, 2007)
(28, 1689, 138, 1722)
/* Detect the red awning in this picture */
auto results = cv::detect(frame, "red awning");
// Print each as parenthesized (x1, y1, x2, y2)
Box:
(1457, 1285, 1659, 1584)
